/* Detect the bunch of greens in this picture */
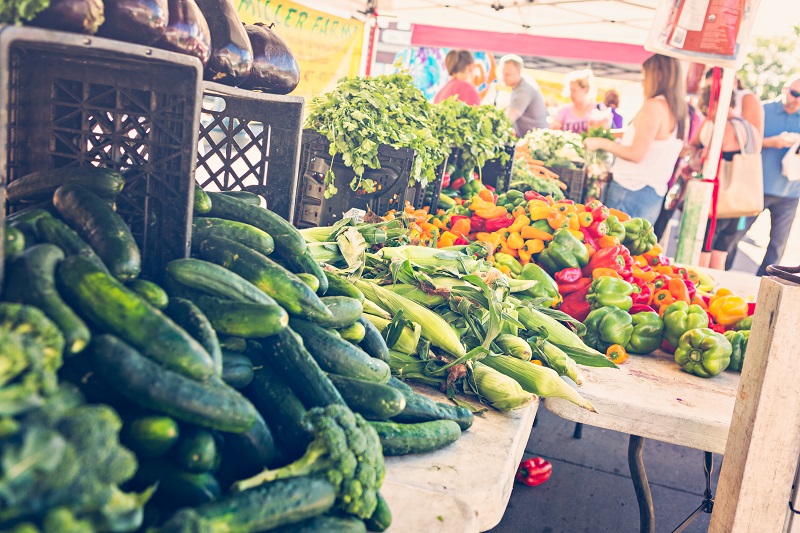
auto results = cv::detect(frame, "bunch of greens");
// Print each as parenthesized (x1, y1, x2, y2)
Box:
(432, 99, 516, 176)
(519, 129, 585, 169)
(509, 159, 565, 200)
(306, 73, 446, 198)
(582, 126, 616, 141)
(0, 0, 50, 24)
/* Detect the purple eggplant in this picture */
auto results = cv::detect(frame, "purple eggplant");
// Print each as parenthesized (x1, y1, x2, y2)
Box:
(240, 23, 300, 95)
(194, 0, 253, 86)
(30, 0, 104, 34)
(155, 0, 211, 66)
(98, 0, 168, 45)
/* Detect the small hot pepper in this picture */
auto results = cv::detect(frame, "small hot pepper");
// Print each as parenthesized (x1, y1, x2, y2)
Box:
(485, 215, 515, 232)
(470, 215, 487, 232)
(516, 457, 553, 487)
(667, 278, 691, 304)
(587, 219, 608, 239)
(606, 344, 629, 364)
(451, 177, 466, 190)
(524, 190, 549, 202)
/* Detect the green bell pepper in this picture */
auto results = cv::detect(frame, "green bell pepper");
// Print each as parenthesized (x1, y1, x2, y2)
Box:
(587, 277, 634, 311)
(506, 190, 525, 201)
(531, 219, 555, 235)
(605, 215, 626, 241)
(733, 316, 752, 331)
(723, 330, 750, 372)
(662, 301, 708, 350)
(674, 328, 732, 378)
(622, 217, 658, 255)
(626, 311, 664, 354)
(537, 228, 590, 275)
(582, 306, 633, 352)
(519, 263, 562, 307)
(494, 252, 523, 276)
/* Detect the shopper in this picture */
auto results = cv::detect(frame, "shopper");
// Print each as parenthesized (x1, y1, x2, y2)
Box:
(551, 70, 597, 134)
(584, 54, 687, 223)
(702, 69, 764, 137)
(602, 89, 624, 129)
(500, 54, 548, 137)
(434, 50, 481, 106)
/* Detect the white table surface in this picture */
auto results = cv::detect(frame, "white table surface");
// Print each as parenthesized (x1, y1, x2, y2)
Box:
(382, 480, 479, 533)
(384, 383, 539, 531)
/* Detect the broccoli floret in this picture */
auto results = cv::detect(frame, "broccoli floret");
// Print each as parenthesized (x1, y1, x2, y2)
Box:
(42, 507, 94, 533)
(232, 404, 385, 519)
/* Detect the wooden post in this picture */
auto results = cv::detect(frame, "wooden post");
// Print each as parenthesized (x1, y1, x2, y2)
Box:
(710, 277, 800, 532)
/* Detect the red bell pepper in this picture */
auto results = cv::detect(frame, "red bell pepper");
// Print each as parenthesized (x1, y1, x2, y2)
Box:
(454, 237, 470, 246)
(554, 267, 582, 284)
(515, 457, 552, 487)
(560, 286, 592, 322)
(631, 283, 652, 306)
(584, 199, 603, 211)
(485, 184, 495, 192)
(582, 244, 633, 278)
(648, 254, 671, 267)
(652, 275, 669, 291)
(557, 277, 591, 296)
(591, 205, 609, 222)
(747, 302, 756, 316)
(710, 323, 727, 334)
(630, 303, 657, 314)
(451, 177, 466, 190)
(587, 220, 608, 239)
(579, 227, 598, 250)
(485, 215, 514, 232)
(661, 339, 676, 354)
(442, 172, 451, 188)
(525, 190, 549, 202)
(469, 215, 487, 232)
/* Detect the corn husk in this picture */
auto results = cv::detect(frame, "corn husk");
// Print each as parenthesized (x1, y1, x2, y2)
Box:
(378, 245, 488, 274)
(535, 341, 584, 385)
(468, 362, 534, 411)
(384, 284, 447, 308)
(517, 307, 602, 357)
(362, 299, 391, 319)
(365, 315, 421, 355)
(495, 334, 532, 361)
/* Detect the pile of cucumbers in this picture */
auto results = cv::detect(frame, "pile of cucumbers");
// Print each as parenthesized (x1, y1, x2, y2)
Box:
(2, 167, 474, 532)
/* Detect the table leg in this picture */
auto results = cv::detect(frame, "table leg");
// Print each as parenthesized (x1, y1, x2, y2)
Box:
(671, 451, 715, 533)
(573, 422, 583, 439)
(628, 435, 655, 533)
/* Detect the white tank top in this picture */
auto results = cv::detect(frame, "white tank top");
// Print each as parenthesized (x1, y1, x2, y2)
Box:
(611, 124, 684, 196)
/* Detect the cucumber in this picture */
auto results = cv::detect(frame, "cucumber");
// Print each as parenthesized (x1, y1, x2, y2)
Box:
(53, 184, 141, 280)
(166, 258, 277, 305)
(198, 236, 331, 320)
(90, 335, 257, 433)
(309, 296, 363, 328)
(327, 374, 406, 421)
(222, 352, 254, 389)
(136, 460, 221, 509)
(8, 208, 51, 244)
(260, 328, 346, 409)
(296, 273, 320, 293)
(368, 420, 462, 456)
(364, 492, 392, 532)
(272, 515, 367, 533)
(357, 316, 391, 364)
(387, 378, 474, 431)
(4, 244, 91, 355)
(192, 217, 274, 256)
(121, 415, 180, 458)
(289, 318, 391, 384)
(325, 271, 364, 302)
(221, 190, 262, 205)
(194, 185, 212, 214)
(4, 227, 25, 260)
(172, 427, 218, 473)
(338, 321, 366, 343)
(158, 477, 336, 532)
(275, 249, 329, 295)
(194, 295, 288, 339)
(7, 166, 124, 203)
(126, 279, 169, 310)
(59, 256, 215, 381)
(244, 351, 312, 454)
(167, 298, 223, 377)
(206, 192, 306, 257)
(219, 336, 247, 353)
(220, 410, 280, 481)
(35, 217, 108, 272)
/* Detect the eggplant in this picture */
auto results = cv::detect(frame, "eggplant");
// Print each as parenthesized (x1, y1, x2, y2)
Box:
(155, 0, 212, 66)
(30, 0, 104, 34)
(194, 0, 253, 86)
(98, 0, 168, 45)
(240, 23, 300, 95)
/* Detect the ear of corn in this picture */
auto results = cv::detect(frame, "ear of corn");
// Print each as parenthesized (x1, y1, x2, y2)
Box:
(362, 299, 391, 319)
(469, 362, 534, 411)
(517, 306, 603, 357)
(495, 334, 533, 361)
(384, 284, 447, 308)
(364, 314, 422, 355)
(533, 340, 584, 386)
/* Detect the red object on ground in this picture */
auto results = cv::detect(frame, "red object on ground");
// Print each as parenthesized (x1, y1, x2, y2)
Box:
(515, 457, 553, 487)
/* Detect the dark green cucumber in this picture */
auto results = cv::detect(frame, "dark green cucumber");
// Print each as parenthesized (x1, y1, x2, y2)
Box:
(90, 335, 257, 433)
(8, 166, 124, 203)
(5, 244, 91, 355)
(198, 236, 331, 320)
(244, 351, 312, 453)
(194, 295, 288, 338)
(194, 185, 212, 215)
(122, 415, 180, 458)
(221, 190, 262, 205)
(275, 249, 329, 295)
(126, 279, 169, 310)
(59, 256, 215, 380)
(53, 184, 141, 280)
(364, 492, 392, 532)
(327, 374, 406, 421)
(221, 409, 280, 480)
(296, 273, 320, 293)
(289, 318, 390, 384)
(8, 208, 51, 244)
(338, 321, 366, 343)
(387, 378, 474, 431)
(4, 227, 25, 260)
(172, 427, 218, 473)
(325, 271, 364, 302)
(166, 258, 277, 305)
(219, 336, 247, 353)
(358, 316, 391, 364)
(272, 515, 367, 533)
(192, 217, 274, 256)
(167, 298, 223, 377)
(368, 420, 462, 456)
(136, 460, 221, 508)
(222, 351, 254, 389)
(309, 296, 363, 328)
(260, 328, 346, 409)
(35, 217, 108, 272)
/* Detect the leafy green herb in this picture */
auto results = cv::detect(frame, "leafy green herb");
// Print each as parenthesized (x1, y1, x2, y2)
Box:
(509, 159, 565, 200)
(0, 0, 51, 24)
(518, 129, 585, 169)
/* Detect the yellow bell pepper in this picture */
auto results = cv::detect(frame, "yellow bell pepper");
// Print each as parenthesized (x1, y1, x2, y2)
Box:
(547, 211, 569, 230)
(498, 242, 519, 258)
(578, 211, 594, 227)
(438, 234, 455, 248)
(529, 206, 554, 221)
(527, 199, 550, 210)
(554, 203, 577, 215)
(469, 196, 492, 211)
(508, 214, 530, 233)
(474, 205, 508, 219)
(506, 231, 525, 250)
(566, 212, 580, 231)
(709, 287, 733, 306)
(708, 294, 749, 326)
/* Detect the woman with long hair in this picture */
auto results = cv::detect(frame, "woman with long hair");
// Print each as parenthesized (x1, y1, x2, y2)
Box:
(551, 69, 597, 134)
(434, 50, 481, 106)
(584, 54, 688, 222)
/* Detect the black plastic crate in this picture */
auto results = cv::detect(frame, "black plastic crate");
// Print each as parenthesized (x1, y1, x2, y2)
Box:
(479, 145, 515, 192)
(196, 83, 304, 223)
(408, 154, 448, 213)
(0, 26, 203, 280)
(547, 166, 586, 203)
(295, 130, 416, 228)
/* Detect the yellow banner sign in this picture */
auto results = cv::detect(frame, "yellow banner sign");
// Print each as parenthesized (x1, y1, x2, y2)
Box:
(236, 0, 365, 101)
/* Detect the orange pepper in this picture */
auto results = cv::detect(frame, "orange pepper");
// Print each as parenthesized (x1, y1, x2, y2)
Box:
(547, 211, 568, 230)
(520, 226, 553, 241)
(566, 212, 580, 231)
(497, 229, 512, 242)
(576, 203, 587, 213)
(667, 277, 690, 303)
(578, 211, 594, 227)
(523, 239, 545, 255)
(592, 267, 622, 279)
(451, 218, 471, 237)
(529, 206, 554, 221)
(690, 296, 709, 310)
(655, 266, 677, 277)
(644, 243, 663, 257)
(596, 235, 620, 248)
(476, 232, 502, 253)
(438, 234, 455, 248)
(478, 188, 495, 203)
(631, 267, 657, 283)
(509, 214, 531, 233)
(709, 287, 733, 306)
(475, 206, 508, 219)
(606, 344, 629, 364)
(419, 221, 436, 233)
(432, 218, 445, 230)
(608, 208, 631, 222)
(498, 243, 519, 258)
(512, 205, 528, 218)
(506, 231, 525, 250)
(554, 203, 577, 214)
(633, 255, 648, 268)
(652, 289, 675, 309)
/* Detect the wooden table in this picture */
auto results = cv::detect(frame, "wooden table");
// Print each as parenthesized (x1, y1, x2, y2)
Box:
(382, 480, 479, 533)
(384, 384, 539, 531)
